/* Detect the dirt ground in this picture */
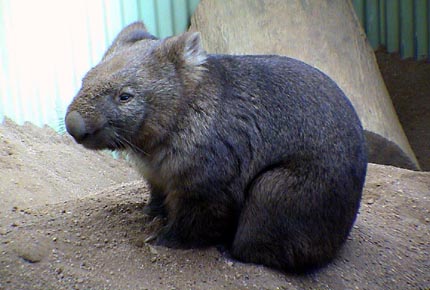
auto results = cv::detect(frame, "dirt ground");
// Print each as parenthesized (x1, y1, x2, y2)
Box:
(375, 50, 430, 171)
(0, 111, 429, 289)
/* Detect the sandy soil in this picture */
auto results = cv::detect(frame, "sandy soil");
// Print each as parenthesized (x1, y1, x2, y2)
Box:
(0, 118, 139, 210)
(0, 118, 429, 290)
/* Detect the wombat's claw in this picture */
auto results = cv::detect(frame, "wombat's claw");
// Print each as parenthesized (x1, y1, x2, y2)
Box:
(146, 216, 166, 227)
(144, 234, 157, 243)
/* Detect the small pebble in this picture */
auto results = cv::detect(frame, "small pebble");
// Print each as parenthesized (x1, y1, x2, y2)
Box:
(148, 245, 158, 255)
(13, 233, 50, 263)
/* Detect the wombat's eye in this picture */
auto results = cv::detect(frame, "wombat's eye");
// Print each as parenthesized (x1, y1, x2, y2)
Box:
(118, 93, 133, 103)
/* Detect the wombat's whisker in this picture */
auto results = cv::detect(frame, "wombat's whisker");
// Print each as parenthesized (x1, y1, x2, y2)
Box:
(115, 126, 137, 135)
(114, 132, 149, 156)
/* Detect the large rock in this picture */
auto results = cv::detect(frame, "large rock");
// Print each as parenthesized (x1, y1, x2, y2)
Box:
(190, 0, 420, 170)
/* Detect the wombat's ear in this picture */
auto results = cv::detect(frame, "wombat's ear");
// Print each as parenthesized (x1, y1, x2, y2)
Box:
(179, 32, 207, 68)
(157, 32, 207, 82)
(103, 21, 158, 60)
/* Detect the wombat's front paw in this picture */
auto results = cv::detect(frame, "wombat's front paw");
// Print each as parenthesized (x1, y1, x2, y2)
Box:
(143, 203, 166, 218)
(154, 227, 188, 249)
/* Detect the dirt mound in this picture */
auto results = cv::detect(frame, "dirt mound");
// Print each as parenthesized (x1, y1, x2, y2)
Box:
(0, 118, 139, 210)
(0, 121, 429, 289)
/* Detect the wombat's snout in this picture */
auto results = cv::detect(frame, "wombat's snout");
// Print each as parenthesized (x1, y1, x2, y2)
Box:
(65, 111, 87, 143)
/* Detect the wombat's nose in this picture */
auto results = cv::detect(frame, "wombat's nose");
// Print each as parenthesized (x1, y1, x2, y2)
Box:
(65, 111, 87, 142)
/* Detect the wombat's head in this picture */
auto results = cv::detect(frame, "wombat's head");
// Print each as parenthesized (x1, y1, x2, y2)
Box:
(65, 22, 206, 151)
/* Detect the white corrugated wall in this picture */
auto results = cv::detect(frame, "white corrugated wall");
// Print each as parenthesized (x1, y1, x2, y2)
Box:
(0, 0, 199, 131)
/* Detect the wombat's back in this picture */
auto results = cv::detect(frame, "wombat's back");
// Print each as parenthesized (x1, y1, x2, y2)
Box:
(203, 54, 366, 181)
(195, 55, 367, 271)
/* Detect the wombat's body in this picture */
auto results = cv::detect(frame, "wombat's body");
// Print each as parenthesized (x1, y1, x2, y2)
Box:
(66, 22, 367, 272)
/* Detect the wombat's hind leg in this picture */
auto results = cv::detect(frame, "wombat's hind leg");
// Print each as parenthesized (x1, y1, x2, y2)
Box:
(231, 166, 337, 273)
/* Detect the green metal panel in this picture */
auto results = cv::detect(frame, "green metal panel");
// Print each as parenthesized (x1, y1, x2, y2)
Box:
(400, 0, 415, 58)
(120, 0, 139, 26)
(386, 0, 400, 53)
(134, 0, 199, 38)
(379, 0, 387, 47)
(172, 0, 189, 35)
(187, 0, 201, 15)
(139, 0, 158, 36)
(155, 0, 174, 37)
(353, 0, 428, 60)
(414, 0, 428, 60)
(366, 0, 380, 49)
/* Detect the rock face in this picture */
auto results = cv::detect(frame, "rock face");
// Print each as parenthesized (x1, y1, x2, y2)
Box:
(0, 121, 429, 289)
(189, 0, 420, 170)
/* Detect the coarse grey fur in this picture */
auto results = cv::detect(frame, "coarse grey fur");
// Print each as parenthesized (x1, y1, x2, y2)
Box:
(65, 22, 367, 272)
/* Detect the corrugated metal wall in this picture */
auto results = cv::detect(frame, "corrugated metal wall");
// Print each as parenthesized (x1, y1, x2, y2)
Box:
(353, 0, 429, 60)
(0, 0, 199, 131)
(0, 0, 428, 131)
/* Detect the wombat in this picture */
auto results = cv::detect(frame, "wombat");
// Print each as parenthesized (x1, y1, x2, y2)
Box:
(65, 22, 367, 272)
